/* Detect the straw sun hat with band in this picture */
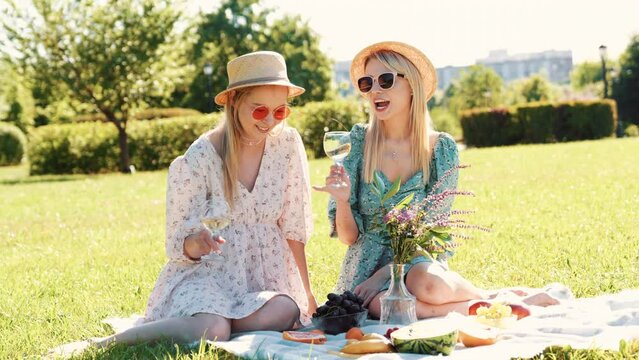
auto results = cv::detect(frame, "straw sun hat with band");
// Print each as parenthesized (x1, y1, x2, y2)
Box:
(214, 51, 305, 106)
(349, 41, 438, 102)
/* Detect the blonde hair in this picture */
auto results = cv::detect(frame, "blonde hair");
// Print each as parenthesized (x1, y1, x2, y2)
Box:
(218, 86, 289, 206)
(362, 51, 432, 184)
(219, 88, 252, 206)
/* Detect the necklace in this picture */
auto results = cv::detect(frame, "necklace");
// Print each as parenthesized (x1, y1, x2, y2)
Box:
(239, 136, 265, 146)
(385, 150, 399, 159)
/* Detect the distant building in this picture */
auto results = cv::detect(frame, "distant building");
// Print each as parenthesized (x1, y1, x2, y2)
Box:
(335, 49, 573, 95)
(476, 49, 573, 84)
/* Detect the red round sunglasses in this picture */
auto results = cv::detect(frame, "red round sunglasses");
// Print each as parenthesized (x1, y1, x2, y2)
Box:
(251, 104, 291, 121)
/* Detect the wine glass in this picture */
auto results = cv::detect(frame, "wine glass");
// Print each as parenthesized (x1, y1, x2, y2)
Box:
(323, 131, 351, 188)
(200, 198, 231, 262)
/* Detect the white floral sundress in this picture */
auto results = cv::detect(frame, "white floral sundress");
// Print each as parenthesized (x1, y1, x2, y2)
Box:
(144, 127, 313, 324)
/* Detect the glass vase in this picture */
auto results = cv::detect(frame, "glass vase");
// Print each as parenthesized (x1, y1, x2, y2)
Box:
(379, 263, 417, 325)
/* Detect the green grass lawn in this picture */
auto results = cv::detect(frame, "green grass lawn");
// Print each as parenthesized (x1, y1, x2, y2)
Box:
(1, 137, 638, 359)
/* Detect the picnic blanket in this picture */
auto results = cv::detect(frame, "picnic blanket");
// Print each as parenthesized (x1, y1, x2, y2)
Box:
(105, 285, 639, 359)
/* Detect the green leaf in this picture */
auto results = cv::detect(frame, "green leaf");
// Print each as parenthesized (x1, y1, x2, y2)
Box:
(416, 245, 436, 262)
(381, 176, 401, 203)
(429, 225, 450, 234)
(373, 171, 386, 200)
(393, 193, 415, 210)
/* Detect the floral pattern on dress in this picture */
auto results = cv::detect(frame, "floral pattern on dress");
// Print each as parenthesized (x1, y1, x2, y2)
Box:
(328, 123, 459, 293)
(144, 126, 314, 325)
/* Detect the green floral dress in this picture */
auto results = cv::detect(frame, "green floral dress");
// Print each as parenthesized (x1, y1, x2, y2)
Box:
(328, 123, 460, 293)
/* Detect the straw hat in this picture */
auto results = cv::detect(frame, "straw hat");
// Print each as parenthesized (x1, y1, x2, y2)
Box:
(214, 51, 305, 106)
(350, 41, 438, 101)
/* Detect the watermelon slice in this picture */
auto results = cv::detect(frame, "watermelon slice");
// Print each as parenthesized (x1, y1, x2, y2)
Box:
(390, 319, 458, 355)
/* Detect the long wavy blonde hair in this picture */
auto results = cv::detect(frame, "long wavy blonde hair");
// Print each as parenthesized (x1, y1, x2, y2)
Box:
(218, 88, 252, 206)
(218, 86, 289, 206)
(362, 51, 432, 185)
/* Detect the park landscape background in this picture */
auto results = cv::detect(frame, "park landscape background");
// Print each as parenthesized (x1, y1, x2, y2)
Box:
(1, 136, 638, 359)
(1, 0, 639, 358)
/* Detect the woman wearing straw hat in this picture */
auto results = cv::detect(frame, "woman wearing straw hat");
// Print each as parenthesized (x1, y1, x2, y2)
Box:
(50, 51, 316, 355)
(314, 41, 560, 319)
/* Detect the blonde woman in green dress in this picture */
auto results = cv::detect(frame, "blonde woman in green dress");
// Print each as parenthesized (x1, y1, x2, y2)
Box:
(314, 41, 560, 319)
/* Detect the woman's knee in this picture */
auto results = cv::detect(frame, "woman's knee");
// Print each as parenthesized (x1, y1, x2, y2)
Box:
(406, 270, 453, 305)
(267, 296, 300, 329)
(192, 314, 231, 342)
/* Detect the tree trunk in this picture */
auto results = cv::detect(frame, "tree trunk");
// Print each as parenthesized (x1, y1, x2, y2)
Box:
(116, 124, 131, 173)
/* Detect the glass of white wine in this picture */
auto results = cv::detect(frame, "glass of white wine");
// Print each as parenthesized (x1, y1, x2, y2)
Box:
(323, 131, 351, 188)
(200, 198, 231, 262)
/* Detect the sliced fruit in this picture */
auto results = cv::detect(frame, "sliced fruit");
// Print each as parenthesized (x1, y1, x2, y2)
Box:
(390, 319, 458, 355)
(282, 331, 326, 344)
(458, 324, 499, 348)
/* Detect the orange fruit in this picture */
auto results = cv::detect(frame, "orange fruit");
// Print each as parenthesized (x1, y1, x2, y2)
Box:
(345, 327, 365, 340)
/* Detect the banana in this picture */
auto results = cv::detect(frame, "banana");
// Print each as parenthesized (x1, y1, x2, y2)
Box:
(340, 338, 394, 354)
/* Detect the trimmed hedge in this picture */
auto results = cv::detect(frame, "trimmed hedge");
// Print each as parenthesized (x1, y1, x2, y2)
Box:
(27, 100, 367, 174)
(28, 114, 220, 175)
(0, 122, 27, 166)
(288, 100, 367, 158)
(460, 100, 617, 147)
(74, 108, 202, 123)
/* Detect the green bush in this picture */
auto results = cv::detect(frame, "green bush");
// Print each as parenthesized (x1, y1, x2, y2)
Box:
(625, 124, 639, 137)
(460, 100, 616, 147)
(460, 107, 523, 147)
(128, 114, 220, 171)
(74, 108, 202, 123)
(29, 114, 220, 175)
(288, 100, 367, 158)
(517, 102, 558, 143)
(0, 122, 27, 166)
(556, 100, 616, 141)
(28, 101, 366, 174)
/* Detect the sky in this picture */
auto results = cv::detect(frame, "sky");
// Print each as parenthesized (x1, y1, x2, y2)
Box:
(193, 0, 639, 68)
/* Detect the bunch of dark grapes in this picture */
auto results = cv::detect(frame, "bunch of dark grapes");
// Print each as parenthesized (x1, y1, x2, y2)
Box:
(312, 290, 366, 318)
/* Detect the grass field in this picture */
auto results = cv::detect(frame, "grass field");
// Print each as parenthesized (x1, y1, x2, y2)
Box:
(1, 137, 638, 359)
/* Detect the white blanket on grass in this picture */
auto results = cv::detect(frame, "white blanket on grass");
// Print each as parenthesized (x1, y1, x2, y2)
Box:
(105, 286, 639, 359)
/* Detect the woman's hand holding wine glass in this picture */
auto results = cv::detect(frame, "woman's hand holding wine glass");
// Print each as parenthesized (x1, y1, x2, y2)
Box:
(184, 198, 230, 262)
(313, 131, 352, 200)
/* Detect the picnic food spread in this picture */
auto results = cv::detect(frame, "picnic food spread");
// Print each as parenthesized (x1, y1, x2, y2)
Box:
(281, 300, 530, 355)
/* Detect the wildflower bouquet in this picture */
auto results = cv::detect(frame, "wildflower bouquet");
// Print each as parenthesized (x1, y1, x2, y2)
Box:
(371, 165, 487, 264)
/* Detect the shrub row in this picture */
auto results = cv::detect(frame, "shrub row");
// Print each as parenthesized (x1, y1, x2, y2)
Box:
(28, 114, 220, 175)
(74, 108, 202, 123)
(27, 101, 367, 174)
(0, 122, 27, 166)
(460, 100, 617, 147)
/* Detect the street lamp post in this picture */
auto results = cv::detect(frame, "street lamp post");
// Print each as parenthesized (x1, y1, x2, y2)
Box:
(203, 62, 214, 113)
(598, 45, 608, 98)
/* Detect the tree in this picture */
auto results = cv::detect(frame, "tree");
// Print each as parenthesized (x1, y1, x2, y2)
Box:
(265, 15, 334, 104)
(571, 61, 605, 90)
(0, 64, 35, 132)
(612, 34, 639, 125)
(177, 0, 333, 112)
(446, 65, 503, 114)
(1, 0, 194, 172)
(505, 74, 557, 105)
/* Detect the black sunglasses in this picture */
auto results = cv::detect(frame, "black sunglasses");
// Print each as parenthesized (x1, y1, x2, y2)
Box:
(357, 72, 405, 93)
